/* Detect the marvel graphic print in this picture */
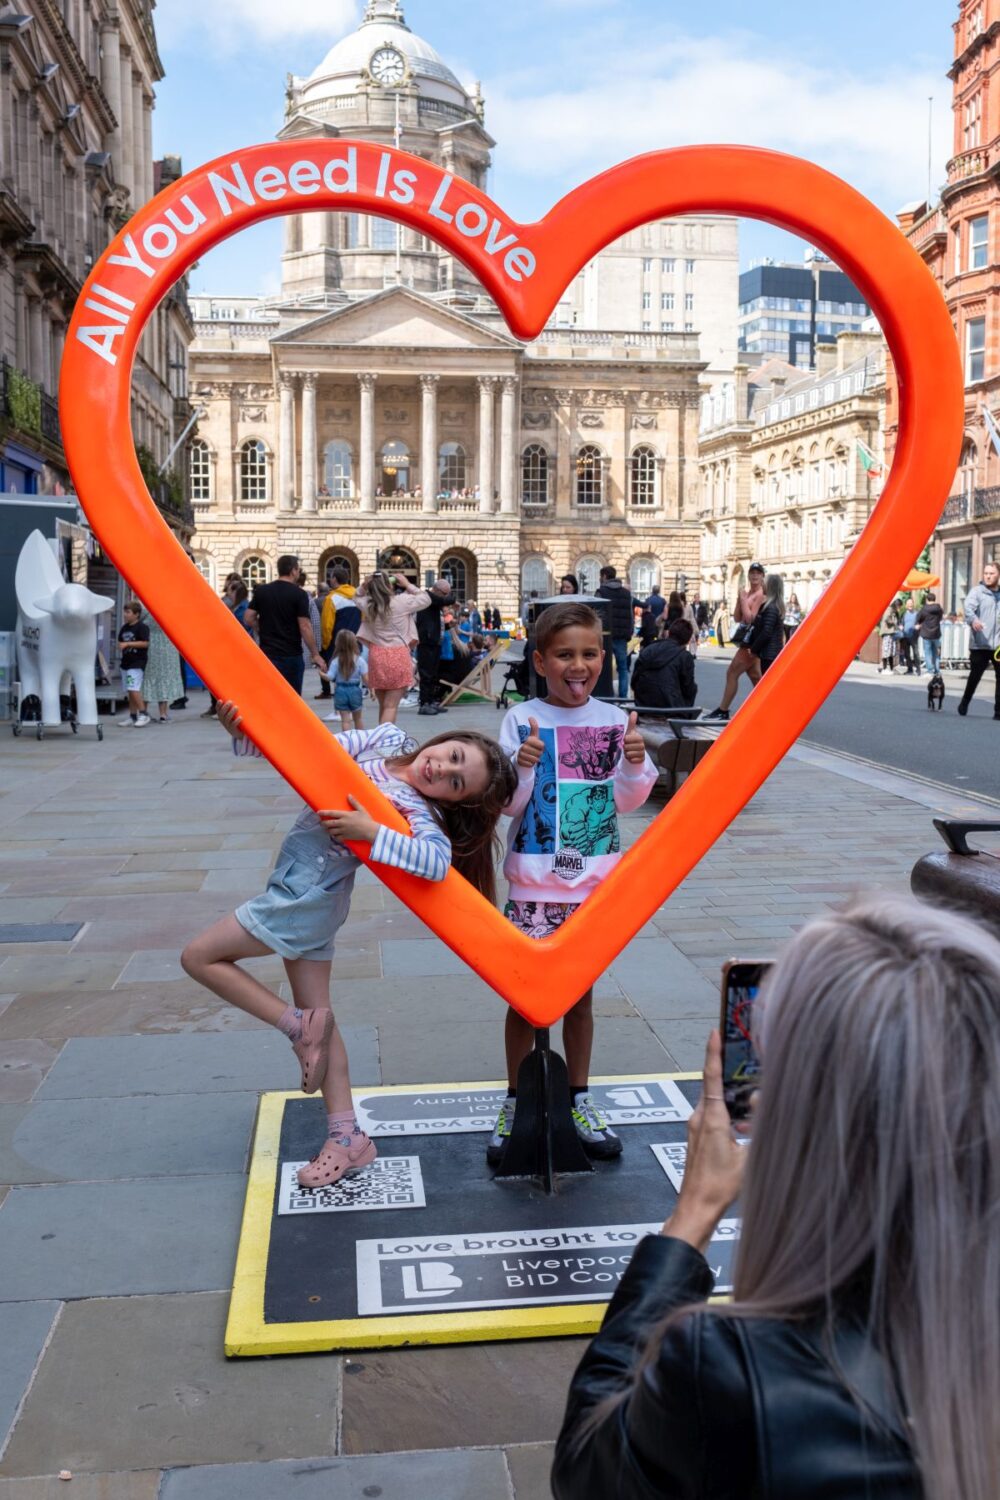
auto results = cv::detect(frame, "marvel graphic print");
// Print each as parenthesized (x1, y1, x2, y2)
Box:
(513, 721, 625, 878)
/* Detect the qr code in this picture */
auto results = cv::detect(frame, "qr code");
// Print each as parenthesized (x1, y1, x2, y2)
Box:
(277, 1155, 426, 1216)
(650, 1141, 687, 1191)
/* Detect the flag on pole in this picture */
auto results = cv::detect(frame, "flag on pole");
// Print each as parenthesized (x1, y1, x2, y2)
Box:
(856, 439, 883, 478)
(983, 405, 1000, 459)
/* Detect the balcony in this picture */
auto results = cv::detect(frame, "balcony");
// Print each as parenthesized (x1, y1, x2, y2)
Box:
(941, 487, 1000, 525)
(1, 360, 63, 457)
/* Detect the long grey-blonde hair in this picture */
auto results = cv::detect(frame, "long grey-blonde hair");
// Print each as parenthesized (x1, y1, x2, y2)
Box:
(763, 571, 785, 620)
(732, 896, 1000, 1499)
(360, 570, 394, 624)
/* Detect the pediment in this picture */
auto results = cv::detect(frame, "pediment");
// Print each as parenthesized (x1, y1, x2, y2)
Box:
(271, 288, 518, 351)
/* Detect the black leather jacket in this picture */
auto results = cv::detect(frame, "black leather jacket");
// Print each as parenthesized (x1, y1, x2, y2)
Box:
(553, 1235, 916, 1499)
(631, 640, 697, 709)
(744, 601, 784, 664)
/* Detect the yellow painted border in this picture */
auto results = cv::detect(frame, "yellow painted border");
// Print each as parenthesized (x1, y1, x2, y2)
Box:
(225, 1073, 700, 1357)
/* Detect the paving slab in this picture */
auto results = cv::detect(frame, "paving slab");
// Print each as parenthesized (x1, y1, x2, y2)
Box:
(158, 1448, 512, 1500)
(0, 1177, 246, 1300)
(0, 988, 265, 1043)
(0, 957, 126, 995)
(607, 941, 720, 1017)
(340, 1340, 583, 1453)
(506, 1442, 557, 1500)
(0, 1302, 60, 1453)
(0, 1293, 342, 1477)
(648, 1016, 718, 1071)
(0, 1474, 160, 1499)
(379, 939, 468, 977)
(0, 902, 71, 925)
(33, 1027, 379, 1100)
(0, 1043, 60, 1104)
(0, 1092, 255, 1183)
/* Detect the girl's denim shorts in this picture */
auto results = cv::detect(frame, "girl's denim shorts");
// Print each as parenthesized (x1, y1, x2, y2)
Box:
(236, 834, 355, 962)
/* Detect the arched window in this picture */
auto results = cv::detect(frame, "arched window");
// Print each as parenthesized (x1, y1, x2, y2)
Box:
(438, 442, 466, 493)
(321, 551, 358, 586)
(380, 440, 410, 495)
(240, 554, 269, 588)
(377, 545, 419, 582)
(629, 557, 657, 596)
(323, 440, 353, 498)
(440, 553, 470, 603)
(522, 444, 549, 507)
(575, 445, 604, 507)
(188, 438, 211, 501)
(239, 440, 268, 503)
(630, 446, 657, 507)
(576, 555, 604, 595)
(521, 556, 552, 598)
(192, 553, 214, 588)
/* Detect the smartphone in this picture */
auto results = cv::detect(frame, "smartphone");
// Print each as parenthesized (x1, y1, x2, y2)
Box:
(720, 960, 771, 1121)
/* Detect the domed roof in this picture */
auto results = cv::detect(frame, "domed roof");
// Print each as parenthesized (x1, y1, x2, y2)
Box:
(299, 1, 473, 114)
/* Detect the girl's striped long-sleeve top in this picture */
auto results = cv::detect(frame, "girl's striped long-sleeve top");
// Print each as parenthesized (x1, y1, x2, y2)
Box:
(232, 721, 450, 882)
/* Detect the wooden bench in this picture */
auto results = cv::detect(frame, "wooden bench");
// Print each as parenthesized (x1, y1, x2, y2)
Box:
(601, 700, 720, 797)
(437, 639, 508, 706)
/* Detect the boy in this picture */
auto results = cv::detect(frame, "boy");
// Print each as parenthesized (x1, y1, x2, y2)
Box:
(490, 602, 657, 1164)
(117, 601, 150, 727)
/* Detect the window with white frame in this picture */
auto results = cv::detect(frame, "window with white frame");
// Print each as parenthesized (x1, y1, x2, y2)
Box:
(965, 92, 982, 151)
(576, 555, 604, 595)
(192, 553, 214, 588)
(661, 320, 674, 331)
(240, 554, 269, 587)
(630, 446, 657, 506)
(685, 292, 694, 311)
(662, 258, 675, 272)
(967, 316, 986, 383)
(685, 259, 695, 273)
(642, 291, 651, 309)
(969, 4, 984, 40)
(521, 444, 549, 506)
(438, 442, 466, 492)
(521, 556, 551, 597)
(661, 292, 674, 310)
(629, 557, 657, 596)
(642, 257, 652, 272)
(188, 438, 211, 501)
(576, 445, 604, 506)
(239, 440, 268, 502)
(323, 439, 353, 497)
(970, 214, 989, 270)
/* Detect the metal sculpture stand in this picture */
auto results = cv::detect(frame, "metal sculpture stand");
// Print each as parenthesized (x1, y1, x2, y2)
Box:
(493, 1026, 593, 1191)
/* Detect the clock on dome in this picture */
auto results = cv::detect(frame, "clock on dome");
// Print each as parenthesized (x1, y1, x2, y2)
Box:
(370, 46, 406, 86)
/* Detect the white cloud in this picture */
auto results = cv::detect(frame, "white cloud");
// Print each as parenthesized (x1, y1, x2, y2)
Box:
(485, 27, 951, 219)
(156, 0, 359, 49)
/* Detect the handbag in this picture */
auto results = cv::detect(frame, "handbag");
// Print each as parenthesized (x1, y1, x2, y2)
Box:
(731, 620, 750, 646)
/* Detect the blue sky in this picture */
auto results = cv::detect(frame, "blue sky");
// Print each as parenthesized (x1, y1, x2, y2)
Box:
(153, 0, 953, 297)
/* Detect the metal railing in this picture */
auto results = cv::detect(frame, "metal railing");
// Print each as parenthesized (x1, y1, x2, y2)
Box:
(941, 487, 1000, 524)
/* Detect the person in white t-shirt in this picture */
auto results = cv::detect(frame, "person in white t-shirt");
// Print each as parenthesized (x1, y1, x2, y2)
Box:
(488, 601, 658, 1166)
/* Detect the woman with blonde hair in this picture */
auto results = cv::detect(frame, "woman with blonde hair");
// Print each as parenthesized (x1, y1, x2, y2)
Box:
(555, 894, 1000, 1499)
(356, 571, 430, 724)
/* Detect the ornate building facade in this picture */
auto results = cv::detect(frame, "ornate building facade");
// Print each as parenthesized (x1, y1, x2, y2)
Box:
(186, 1, 713, 616)
(0, 1, 193, 529)
(697, 332, 886, 610)
(888, 0, 1000, 613)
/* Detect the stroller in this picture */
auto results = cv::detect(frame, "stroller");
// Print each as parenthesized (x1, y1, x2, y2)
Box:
(496, 650, 530, 708)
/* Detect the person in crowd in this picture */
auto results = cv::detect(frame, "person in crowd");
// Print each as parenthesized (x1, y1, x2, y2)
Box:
(693, 596, 710, 639)
(438, 611, 471, 688)
(488, 603, 658, 1165)
(560, 574, 580, 596)
(631, 618, 697, 710)
(680, 593, 699, 657)
(316, 566, 361, 702)
(900, 594, 920, 675)
(415, 578, 454, 718)
(638, 605, 659, 648)
(244, 555, 324, 696)
(297, 572, 323, 677)
(554, 894, 1000, 1500)
(466, 600, 484, 634)
(488, 604, 503, 631)
(142, 612, 184, 723)
(468, 634, 495, 696)
(743, 572, 786, 675)
(645, 584, 666, 623)
(117, 600, 150, 727)
(201, 576, 243, 718)
(879, 598, 901, 673)
(320, 629, 368, 732)
(356, 571, 431, 725)
(183, 711, 516, 1189)
(958, 559, 1000, 718)
(228, 579, 252, 634)
(703, 563, 766, 720)
(782, 591, 803, 643)
(597, 565, 642, 698)
(916, 589, 944, 675)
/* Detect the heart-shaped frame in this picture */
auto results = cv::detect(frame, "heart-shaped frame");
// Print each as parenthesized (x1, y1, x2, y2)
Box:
(60, 142, 963, 1026)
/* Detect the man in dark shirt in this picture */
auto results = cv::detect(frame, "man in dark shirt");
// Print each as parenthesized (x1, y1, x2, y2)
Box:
(244, 554, 324, 695)
(915, 590, 944, 675)
(597, 565, 641, 698)
(415, 577, 454, 715)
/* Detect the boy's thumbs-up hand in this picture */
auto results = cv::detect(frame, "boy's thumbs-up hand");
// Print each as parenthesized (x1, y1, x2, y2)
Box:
(517, 715, 546, 769)
(623, 709, 646, 764)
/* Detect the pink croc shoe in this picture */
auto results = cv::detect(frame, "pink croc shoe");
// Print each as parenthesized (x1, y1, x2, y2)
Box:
(297, 1132, 377, 1189)
(290, 1008, 334, 1094)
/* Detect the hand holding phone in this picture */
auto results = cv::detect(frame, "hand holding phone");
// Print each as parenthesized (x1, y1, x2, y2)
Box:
(720, 960, 770, 1122)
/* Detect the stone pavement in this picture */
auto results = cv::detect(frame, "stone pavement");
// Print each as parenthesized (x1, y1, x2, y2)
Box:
(0, 682, 994, 1498)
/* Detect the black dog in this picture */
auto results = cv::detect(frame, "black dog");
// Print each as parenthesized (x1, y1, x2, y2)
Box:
(927, 673, 945, 711)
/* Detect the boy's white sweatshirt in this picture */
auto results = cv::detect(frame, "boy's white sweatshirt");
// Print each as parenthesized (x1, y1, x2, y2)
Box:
(500, 696, 657, 905)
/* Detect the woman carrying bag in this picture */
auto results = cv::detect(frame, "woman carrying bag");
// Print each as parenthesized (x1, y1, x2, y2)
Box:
(741, 573, 785, 676)
(356, 572, 430, 725)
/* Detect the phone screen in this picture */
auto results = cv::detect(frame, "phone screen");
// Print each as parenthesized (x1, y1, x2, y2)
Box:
(721, 962, 770, 1121)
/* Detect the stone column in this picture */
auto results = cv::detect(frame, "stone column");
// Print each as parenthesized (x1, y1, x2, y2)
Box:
(279, 374, 296, 510)
(100, 20, 122, 157)
(420, 374, 439, 512)
(132, 75, 145, 203)
(118, 59, 134, 205)
(142, 98, 154, 210)
(499, 376, 518, 515)
(358, 373, 377, 513)
(300, 373, 317, 512)
(477, 376, 497, 513)
(27, 296, 44, 387)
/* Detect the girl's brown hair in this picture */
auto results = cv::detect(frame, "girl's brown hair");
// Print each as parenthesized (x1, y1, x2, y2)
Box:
(334, 629, 361, 680)
(389, 731, 517, 905)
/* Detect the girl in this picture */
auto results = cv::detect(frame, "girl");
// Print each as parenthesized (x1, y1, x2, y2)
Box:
(182, 708, 516, 1189)
(356, 571, 430, 724)
(321, 629, 368, 732)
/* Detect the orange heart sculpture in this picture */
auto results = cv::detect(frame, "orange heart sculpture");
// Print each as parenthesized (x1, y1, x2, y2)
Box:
(59, 142, 963, 1026)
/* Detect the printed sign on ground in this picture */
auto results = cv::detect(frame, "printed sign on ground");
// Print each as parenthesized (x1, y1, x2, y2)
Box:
(353, 1079, 692, 1138)
(278, 1156, 425, 1215)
